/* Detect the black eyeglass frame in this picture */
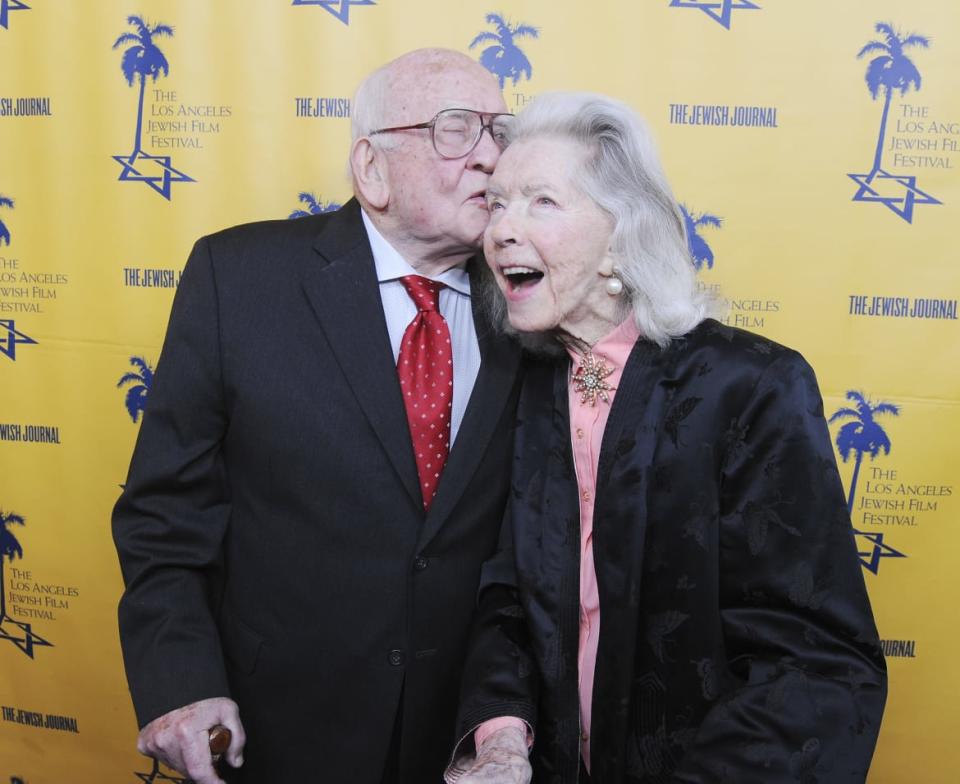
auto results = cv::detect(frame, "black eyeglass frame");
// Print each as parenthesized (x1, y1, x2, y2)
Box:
(369, 108, 515, 159)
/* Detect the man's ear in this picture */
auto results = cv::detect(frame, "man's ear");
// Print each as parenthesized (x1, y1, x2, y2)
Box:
(351, 138, 389, 210)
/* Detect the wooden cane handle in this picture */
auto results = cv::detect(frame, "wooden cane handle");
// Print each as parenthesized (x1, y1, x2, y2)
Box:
(209, 725, 232, 762)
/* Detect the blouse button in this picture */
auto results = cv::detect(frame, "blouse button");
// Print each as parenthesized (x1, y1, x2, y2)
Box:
(582, 489, 591, 502)
(575, 427, 585, 440)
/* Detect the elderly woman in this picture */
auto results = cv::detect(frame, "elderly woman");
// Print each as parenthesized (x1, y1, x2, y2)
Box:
(448, 93, 886, 783)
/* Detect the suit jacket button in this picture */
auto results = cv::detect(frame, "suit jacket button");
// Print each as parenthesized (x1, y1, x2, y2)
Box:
(388, 649, 404, 666)
(414, 556, 429, 571)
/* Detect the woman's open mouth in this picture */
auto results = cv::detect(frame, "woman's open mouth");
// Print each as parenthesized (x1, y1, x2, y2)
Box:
(502, 265, 544, 292)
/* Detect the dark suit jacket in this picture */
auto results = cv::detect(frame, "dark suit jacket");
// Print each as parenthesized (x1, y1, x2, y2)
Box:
(455, 320, 886, 783)
(113, 199, 522, 783)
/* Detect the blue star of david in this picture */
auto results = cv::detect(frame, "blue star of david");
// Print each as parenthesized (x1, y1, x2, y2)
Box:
(0, 0, 31, 31)
(669, 0, 760, 30)
(114, 151, 195, 201)
(854, 529, 907, 575)
(291, 0, 376, 26)
(0, 616, 53, 658)
(0, 319, 37, 360)
(848, 169, 941, 224)
(134, 759, 188, 784)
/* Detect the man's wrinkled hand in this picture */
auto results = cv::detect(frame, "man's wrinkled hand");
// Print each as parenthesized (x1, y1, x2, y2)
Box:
(136, 697, 245, 784)
(446, 726, 531, 784)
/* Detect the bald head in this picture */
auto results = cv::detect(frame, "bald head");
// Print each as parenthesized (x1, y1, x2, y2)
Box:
(348, 48, 508, 275)
(351, 48, 501, 145)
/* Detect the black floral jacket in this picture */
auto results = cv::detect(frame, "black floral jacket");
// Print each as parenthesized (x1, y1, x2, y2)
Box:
(454, 319, 886, 783)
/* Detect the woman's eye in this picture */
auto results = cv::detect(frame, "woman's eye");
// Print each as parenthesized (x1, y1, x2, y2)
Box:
(487, 200, 504, 211)
(536, 196, 556, 207)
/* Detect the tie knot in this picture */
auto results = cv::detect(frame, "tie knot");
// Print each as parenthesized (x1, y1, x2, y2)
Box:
(399, 275, 443, 312)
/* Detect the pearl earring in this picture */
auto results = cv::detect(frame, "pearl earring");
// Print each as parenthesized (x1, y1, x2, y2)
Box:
(605, 274, 623, 296)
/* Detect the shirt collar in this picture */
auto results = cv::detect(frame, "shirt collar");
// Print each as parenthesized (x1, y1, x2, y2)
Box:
(361, 209, 472, 296)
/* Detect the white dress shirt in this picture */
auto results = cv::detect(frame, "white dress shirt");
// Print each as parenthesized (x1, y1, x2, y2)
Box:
(361, 209, 481, 446)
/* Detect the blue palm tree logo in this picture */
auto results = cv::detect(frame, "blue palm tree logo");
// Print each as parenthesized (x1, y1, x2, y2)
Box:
(0, 194, 13, 246)
(829, 390, 906, 574)
(830, 391, 900, 514)
(118, 356, 154, 422)
(0, 0, 30, 31)
(112, 15, 194, 200)
(848, 23, 940, 223)
(115, 16, 173, 164)
(0, 511, 23, 621)
(669, 0, 760, 31)
(470, 13, 539, 89)
(0, 510, 53, 658)
(288, 193, 342, 219)
(680, 204, 722, 270)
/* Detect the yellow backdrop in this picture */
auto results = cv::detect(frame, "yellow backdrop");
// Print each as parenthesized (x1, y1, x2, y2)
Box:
(1, 1, 957, 781)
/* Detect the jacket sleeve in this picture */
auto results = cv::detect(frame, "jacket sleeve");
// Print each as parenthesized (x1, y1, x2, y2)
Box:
(449, 502, 539, 761)
(672, 351, 887, 783)
(112, 236, 233, 728)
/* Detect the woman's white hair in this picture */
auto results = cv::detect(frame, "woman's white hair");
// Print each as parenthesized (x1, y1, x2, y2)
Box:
(501, 91, 714, 348)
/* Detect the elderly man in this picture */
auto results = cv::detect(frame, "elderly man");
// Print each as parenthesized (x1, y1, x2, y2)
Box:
(113, 48, 521, 784)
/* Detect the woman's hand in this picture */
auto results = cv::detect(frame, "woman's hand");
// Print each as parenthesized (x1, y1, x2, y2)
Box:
(445, 726, 531, 784)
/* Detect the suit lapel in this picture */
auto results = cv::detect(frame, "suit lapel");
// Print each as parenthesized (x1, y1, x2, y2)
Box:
(597, 339, 664, 493)
(417, 261, 521, 548)
(588, 338, 671, 779)
(300, 199, 422, 509)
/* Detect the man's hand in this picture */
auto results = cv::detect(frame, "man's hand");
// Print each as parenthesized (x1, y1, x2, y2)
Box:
(446, 726, 531, 784)
(137, 697, 245, 784)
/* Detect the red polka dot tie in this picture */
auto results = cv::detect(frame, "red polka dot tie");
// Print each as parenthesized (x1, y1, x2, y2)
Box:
(397, 275, 453, 512)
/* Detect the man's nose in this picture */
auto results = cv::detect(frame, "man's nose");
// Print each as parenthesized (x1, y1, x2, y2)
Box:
(467, 125, 502, 172)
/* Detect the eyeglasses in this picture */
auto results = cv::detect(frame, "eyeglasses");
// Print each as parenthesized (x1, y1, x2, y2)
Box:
(370, 108, 514, 159)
